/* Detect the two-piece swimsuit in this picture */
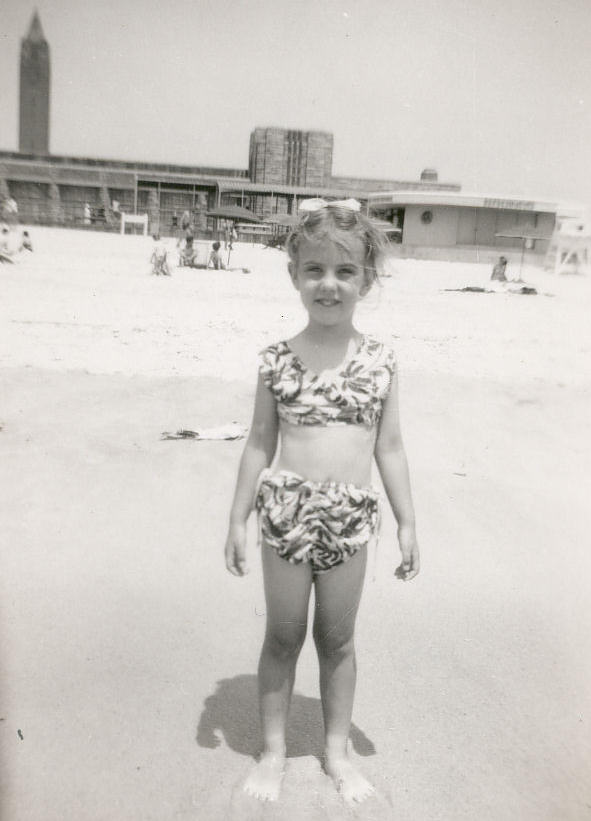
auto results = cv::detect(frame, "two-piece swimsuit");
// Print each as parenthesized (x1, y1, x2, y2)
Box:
(255, 334, 396, 575)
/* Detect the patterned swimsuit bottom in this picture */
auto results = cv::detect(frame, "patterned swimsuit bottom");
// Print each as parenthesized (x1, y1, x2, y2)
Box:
(255, 469, 380, 576)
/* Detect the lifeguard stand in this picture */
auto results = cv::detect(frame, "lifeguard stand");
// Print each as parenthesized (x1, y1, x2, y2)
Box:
(544, 215, 591, 274)
(120, 212, 148, 236)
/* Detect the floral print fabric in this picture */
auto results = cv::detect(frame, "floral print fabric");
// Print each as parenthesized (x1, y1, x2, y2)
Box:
(256, 470, 380, 575)
(258, 335, 396, 427)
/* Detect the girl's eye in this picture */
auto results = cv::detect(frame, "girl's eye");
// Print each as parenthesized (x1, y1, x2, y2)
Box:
(338, 268, 356, 277)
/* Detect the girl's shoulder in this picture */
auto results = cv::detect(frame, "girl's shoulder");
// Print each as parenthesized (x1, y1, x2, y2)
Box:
(361, 334, 397, 375)
(259, 339, 289, 355)
(258, 340, 292, 387)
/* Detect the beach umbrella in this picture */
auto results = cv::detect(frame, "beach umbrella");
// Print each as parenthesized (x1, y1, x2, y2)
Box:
(495, 231, 551, 279)
(264, 213, 300, 227)
(206, 205, 259, 223)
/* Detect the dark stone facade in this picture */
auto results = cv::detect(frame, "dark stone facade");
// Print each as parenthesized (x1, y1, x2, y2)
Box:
(19, 12, 50, 155)
(249, 128, 333, 187)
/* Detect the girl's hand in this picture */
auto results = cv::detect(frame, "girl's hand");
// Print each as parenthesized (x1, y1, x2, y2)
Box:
(395, 524, 420, 581)
(225, 521, 249, 577)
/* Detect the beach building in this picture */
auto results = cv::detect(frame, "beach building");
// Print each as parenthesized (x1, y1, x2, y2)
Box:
(367, 190, 560, 261)
(0, 11, 573, 261)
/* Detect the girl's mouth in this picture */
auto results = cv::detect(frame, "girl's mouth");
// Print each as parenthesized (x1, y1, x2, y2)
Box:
(315, 299, 340, 307)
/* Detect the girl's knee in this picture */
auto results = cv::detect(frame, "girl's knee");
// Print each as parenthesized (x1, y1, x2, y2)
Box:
(314, 630, 355, 662)
(264, 624, 307, 660)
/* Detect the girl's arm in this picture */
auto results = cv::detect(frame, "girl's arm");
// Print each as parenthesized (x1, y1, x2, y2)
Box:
(374, 370, 420, 580)
(225, 373, 279, 576)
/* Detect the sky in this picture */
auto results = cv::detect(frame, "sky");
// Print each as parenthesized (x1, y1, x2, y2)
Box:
(1, 0, 590, 205)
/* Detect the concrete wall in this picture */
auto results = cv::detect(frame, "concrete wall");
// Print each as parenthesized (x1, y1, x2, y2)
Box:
(304, 131, 333, 187)
(402, 205, 459, 246)
(403, 205, 555, 252)
(388, 244, 547, 265)
(249, 128, 333, 187)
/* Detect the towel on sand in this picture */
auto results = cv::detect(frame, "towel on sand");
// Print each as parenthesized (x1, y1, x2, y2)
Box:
(161, 423, 247, 441)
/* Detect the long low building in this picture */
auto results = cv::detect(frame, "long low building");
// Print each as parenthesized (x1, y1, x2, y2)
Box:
(0, 148, 460, 237)
(366, 190, 569, 261)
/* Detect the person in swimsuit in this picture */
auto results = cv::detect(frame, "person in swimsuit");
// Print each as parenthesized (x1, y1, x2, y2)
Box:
(224, 198, 419, 805)
(208, 240, 226, 270)
(491, 255, 508, 282)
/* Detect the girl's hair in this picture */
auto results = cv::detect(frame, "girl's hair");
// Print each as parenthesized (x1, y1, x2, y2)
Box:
(285, 204, 390, 286)
(212, 241, 221, 250)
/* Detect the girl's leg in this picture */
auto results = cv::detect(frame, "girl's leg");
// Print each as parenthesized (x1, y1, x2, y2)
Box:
(313, 546, 374, 804)
(243, 544, 313, 801)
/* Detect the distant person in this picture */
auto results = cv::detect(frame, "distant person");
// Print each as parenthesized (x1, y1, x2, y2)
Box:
(180, 211, 191, 232)
(179, 231, 199, 267)
(3, 196, 19, 226)
(150, 234, 171, 276)
(0, 226, 16, 263)
(224, 224, 237, 250)
(224, 199, 419, 804)
(20, 230, 33, 252)
(491, 256, 508, 282)
(208, 241, 226, 270)
(0, 226, 10, 256)
(83, 203, 91, 225)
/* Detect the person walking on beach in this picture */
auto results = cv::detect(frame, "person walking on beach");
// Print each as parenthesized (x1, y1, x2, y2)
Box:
(224, 198, 420, 805)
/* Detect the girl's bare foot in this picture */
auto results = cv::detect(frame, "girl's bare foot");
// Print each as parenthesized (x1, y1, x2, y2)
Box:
(242, 752, 285, 802)
(324, 753, 375, 805)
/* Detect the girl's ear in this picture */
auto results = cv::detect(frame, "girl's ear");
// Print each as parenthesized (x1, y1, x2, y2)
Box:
(359, 271, 372, 297)
(288, 261, 300, 290)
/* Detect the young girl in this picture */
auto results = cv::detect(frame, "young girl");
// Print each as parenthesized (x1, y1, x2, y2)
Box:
(224, 198, 419, 805)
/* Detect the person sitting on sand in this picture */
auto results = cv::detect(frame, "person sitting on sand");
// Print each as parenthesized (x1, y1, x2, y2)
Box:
(150, 234, 171, 276)
(20, 230, 33, 252)
(224, 198, 420, 805)
(491, 256, 508, 282)
(208, 241, 226, 270)
(0, 226, 15, 262)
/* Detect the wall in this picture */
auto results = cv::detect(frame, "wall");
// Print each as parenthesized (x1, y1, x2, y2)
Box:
(402, 205, 459, 246)
(403, 205, 555, 251)
(249, 128, 333, 187)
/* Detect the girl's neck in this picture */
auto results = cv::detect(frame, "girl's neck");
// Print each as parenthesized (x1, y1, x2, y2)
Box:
(302, 320, 359, 347)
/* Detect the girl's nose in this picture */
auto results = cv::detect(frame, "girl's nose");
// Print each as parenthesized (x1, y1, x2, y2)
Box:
(318, 269, 338, 291)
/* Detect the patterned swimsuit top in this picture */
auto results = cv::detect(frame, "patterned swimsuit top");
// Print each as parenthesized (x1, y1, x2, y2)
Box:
(259, 334, 396, 427)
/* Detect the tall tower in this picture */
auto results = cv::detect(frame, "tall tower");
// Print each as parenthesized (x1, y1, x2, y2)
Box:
(249, 128, 333, 187)
(19, 11, 50, 154)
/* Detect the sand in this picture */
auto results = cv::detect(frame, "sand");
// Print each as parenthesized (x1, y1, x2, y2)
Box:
(1, 228, 590, 820)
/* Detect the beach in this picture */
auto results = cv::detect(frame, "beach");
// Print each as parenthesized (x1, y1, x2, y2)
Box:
(1, 228, 590, 820)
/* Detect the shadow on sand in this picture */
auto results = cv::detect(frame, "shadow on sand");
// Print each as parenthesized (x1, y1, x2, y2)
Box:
(196, 674, 376, 760)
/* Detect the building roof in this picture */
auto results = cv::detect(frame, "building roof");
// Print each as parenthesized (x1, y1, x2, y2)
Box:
(367, 189, 562, 213)
(217, 178, 358, 198)
(25, 11, 46, 43)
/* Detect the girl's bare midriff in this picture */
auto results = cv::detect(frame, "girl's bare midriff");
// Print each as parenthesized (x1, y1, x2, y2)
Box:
(275, 421, 377, 486)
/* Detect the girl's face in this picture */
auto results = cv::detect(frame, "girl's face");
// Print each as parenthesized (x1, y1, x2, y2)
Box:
(288, 236, 370, 328)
